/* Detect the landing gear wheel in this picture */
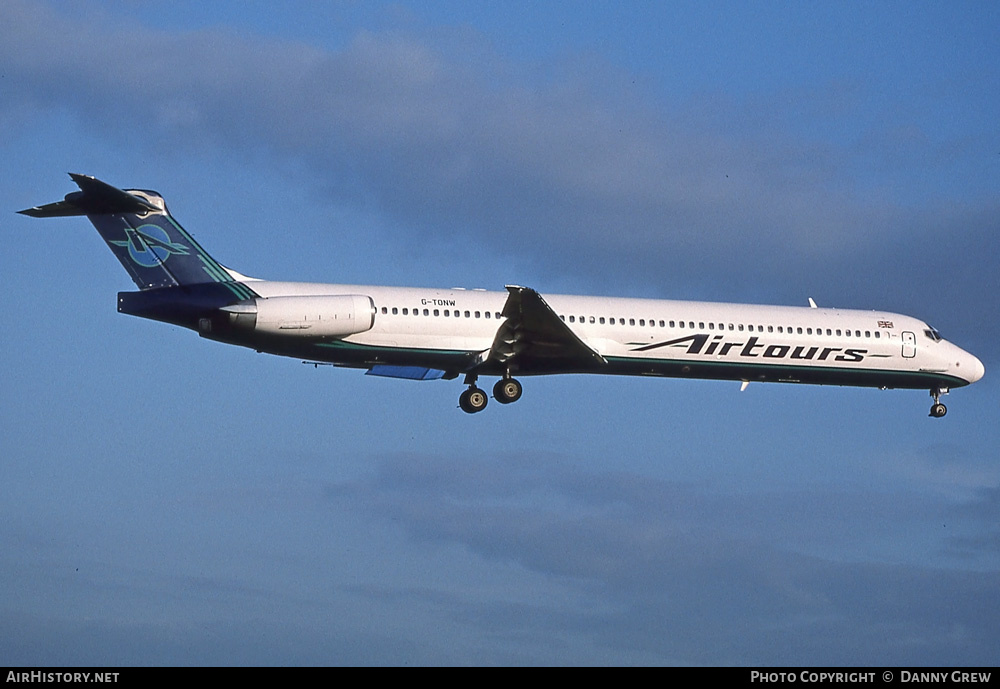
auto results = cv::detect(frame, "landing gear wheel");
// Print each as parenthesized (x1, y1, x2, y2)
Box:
(493, 378, 523, 404)
(459, 387, 489, 414)
(929, 388, 949, 418)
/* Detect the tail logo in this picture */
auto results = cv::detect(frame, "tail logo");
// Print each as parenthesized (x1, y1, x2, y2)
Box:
(111, 224, 190, 268)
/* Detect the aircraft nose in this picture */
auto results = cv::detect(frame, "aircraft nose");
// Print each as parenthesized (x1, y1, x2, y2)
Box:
(965, 353, 985, 384)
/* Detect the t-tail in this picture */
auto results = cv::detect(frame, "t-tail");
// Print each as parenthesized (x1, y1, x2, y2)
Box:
(19, 174, 258, 332)
(19, 174, 255, 298)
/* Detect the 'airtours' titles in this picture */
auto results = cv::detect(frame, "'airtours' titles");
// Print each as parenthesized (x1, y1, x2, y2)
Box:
(633, 334, 868, 363)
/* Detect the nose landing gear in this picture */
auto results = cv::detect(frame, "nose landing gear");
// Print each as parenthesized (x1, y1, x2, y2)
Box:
(929, 388, 948, 418)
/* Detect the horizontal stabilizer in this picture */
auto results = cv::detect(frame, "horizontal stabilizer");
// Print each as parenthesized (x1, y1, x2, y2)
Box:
(366, 365, 446, 380)
(18, 173, 158, 217)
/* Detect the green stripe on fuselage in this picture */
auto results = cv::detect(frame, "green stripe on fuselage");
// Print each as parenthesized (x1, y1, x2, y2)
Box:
(604, 355, 967, 388)
(316, 340, 471, 356)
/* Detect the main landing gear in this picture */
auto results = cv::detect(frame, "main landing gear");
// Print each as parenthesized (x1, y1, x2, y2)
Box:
(929, 388, 948, 418)
(459, 385, 489, 414)
(493, 377, 523, 404)
(458, 374, 523, 414)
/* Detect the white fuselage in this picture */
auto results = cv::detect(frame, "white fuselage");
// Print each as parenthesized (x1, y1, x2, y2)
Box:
(238, 279, 984, 391)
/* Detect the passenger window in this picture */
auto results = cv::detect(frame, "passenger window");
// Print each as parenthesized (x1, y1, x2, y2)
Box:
(629, 318, 635, 326)
(475, 311, 480, 318)
(392, 307, 398, 315)
(464, 311, 470, 317)
(402, 308, 408, 315)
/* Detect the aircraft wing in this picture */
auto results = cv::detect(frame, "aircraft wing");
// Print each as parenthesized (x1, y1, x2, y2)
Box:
(485, 285, 607, 372)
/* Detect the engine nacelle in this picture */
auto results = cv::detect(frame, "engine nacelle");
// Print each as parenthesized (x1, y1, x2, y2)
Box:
(223, 294, 375, 338)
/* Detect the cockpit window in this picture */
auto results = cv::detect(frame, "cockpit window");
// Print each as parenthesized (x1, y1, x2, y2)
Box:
(924, 327, 942, 342)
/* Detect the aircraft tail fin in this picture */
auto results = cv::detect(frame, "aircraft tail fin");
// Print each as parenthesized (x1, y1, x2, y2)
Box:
(19, 174, 255, 298)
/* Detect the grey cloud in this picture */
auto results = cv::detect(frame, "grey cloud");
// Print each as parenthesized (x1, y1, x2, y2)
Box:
(6, 4, 994, 295)
(944, 485, 1000, 561)
(3, 0, 996, 363)
(327, 451, 999, 664)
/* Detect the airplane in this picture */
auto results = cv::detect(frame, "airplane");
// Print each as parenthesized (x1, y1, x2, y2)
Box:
(19, 174, 984, 417)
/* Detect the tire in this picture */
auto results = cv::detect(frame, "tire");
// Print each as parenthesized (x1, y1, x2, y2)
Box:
(460, 387, 488, 413)
(493, 378, 523, 404)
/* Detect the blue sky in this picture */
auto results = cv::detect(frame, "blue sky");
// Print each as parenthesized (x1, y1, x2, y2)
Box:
(1, 0, 998, 666)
